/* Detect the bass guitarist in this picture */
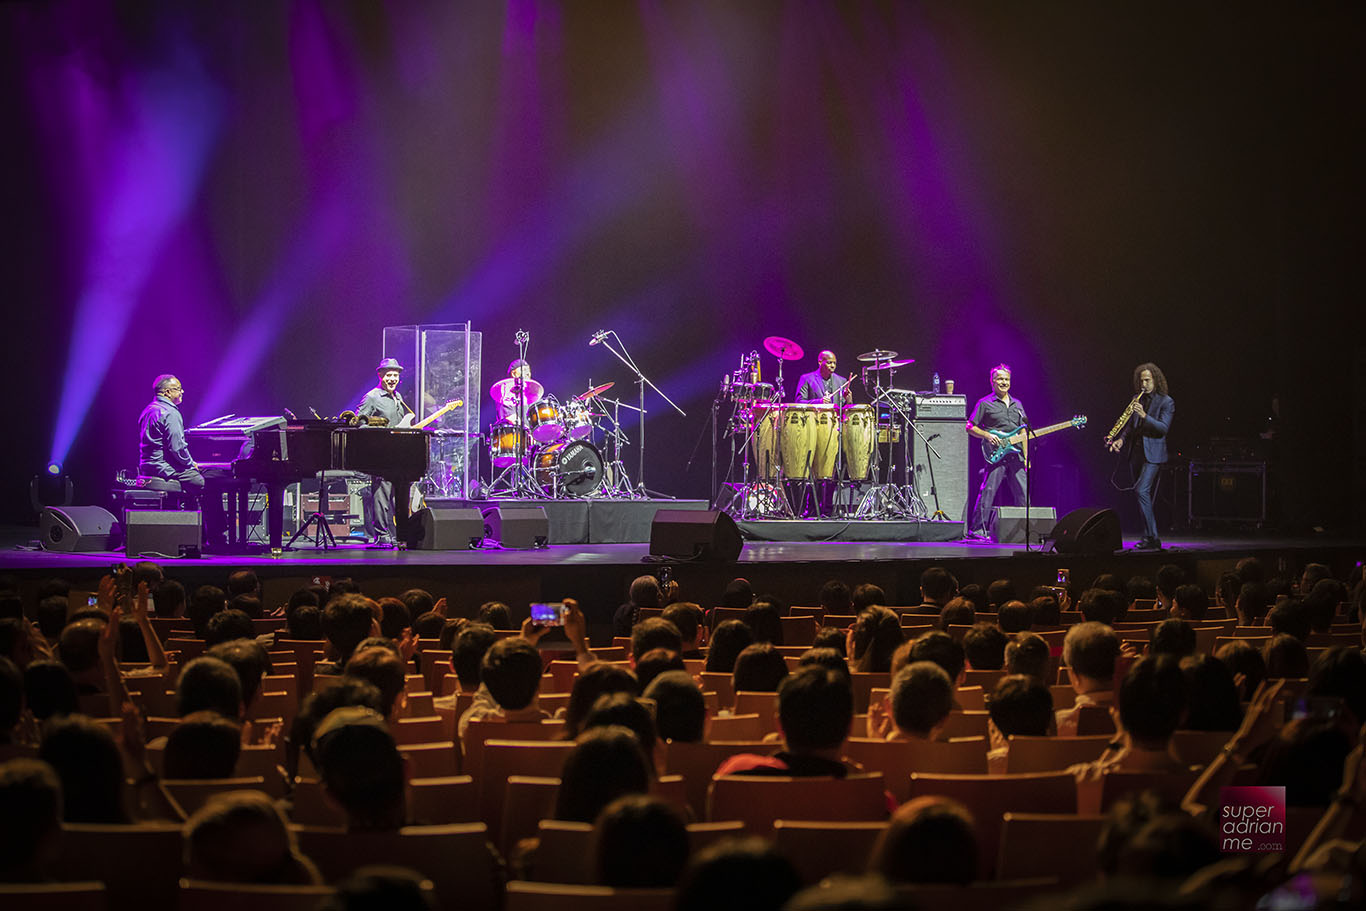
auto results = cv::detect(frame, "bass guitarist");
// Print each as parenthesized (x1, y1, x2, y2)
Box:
(966, 363, 1028, 539)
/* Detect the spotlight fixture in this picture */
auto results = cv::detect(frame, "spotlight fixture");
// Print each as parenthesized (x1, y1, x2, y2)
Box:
(31, 462, 74, 514)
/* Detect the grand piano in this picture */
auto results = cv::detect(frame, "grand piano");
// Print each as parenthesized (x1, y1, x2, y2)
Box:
(187, 416, 430, 550)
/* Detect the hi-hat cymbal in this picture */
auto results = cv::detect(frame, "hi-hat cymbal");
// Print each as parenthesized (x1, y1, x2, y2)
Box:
(857, 348, 899, 363)
(574, 382, 614, 402)
(763, 336, 804, 361)
(862, 357, 915, 369)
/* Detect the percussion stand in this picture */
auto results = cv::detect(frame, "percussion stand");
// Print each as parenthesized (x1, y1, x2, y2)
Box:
(502, 330, 548, 499)
(592, 331, 686, 498)
(597, 396, 639, 498)
(855, 385, 917, 519)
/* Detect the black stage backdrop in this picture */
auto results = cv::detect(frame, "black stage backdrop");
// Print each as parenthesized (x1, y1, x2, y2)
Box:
(1, 2, 1361, 531)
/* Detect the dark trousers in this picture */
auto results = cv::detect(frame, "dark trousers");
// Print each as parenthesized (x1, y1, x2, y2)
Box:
(362, 476, 396, 542)
(1134, 459, 1162, 541)
(969, 456, 1028, 535)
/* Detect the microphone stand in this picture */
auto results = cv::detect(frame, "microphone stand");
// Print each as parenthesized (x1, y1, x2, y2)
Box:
(593, 331, 686, 497)
(1021, 420, 1034, 552)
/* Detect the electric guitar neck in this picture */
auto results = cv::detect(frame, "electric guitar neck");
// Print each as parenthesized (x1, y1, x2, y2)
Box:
(399, 399, 463, 430)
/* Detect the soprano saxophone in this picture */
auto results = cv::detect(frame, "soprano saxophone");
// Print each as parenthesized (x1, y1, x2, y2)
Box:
(1104, 395, 1141, 444)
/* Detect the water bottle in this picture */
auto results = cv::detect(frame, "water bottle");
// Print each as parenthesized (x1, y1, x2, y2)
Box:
(932, 372, 941, 394)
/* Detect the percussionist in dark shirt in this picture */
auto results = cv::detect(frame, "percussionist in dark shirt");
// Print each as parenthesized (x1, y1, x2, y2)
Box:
(356, 357, 412, 548)
(795, 350, 851, 404)
(965, 363, 1029, 539)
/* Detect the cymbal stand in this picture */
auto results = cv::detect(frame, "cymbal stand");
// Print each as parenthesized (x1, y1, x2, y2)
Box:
(591, 330, 685, 497)
(854, 382, 922, 519)
(596, 395, 638, 497)
(490, 330, 548, 499)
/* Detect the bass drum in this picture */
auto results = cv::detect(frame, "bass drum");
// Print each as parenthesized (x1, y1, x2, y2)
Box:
(532, 440, 604, 496)
(489, 422, 530, 468)
(841, 405, 876, 480)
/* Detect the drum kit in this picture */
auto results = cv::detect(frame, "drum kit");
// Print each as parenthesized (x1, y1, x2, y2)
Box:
(487, 377, 632, 499)
(718, 337, 934, 520)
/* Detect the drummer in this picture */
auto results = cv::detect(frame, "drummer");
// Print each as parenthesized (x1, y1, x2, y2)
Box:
(796, 350, 852, 405)
(494, 359, 543, 423)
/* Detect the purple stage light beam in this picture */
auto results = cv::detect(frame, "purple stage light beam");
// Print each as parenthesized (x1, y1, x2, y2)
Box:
(48, 51, 221, 467)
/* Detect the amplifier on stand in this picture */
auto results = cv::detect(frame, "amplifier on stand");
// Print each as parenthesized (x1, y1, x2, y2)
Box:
(1189, 461, 1266, 525)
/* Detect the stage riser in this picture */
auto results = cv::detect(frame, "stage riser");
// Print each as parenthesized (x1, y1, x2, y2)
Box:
(427, 498, 709, 545)
(736, 520, 965, 543)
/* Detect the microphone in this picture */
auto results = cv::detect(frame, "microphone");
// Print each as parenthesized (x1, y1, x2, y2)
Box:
(589, 330, 609, 346)
(282, 408, 296, 420)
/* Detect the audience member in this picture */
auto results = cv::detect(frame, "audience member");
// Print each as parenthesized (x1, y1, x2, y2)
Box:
(592, 793, 689, 888)
(614, 576, 663, 635)
(0, 758, 63, 881)
(631, 617, 683, 663)
(937, 597, 975, 630)
(163, 711, 242, 779)
(177, 656, 244, 719)
(1170, 585, 1209, 622)
(913, 567, 958, 615)
(1057, 622, 1120, 735)
(634, 647, 685, 691)
(1178, 655, 1242, 732)
(996, 599, 1033, 633)
(475, 601, 512, 630)
(849, 606, 904, 673)
(869, 795, 977, 885)
(963, 622, 1008, 671)
(716, 667, 856, 776)
(819, 580, 853, 614)
(560, 663, 640, 739)
(1078, 588, 1124, 626)
(311, 706, 406, 830)
(1149, 618, 1197, 658)
(986, 579, 1016, 611)
(183, 790, 321, 884)
(674, 837, 801, 911)
(1263, 633, 1310, 679)
(704, 620, 753, 674)
(662, 602, 705, 658)
(742, 601, 783, 645)
(1004, 631, 1051, 681)
(851, 583, 886, 612)
(797, 647, 849, 676)
(321, 594, 381, 672)
(884, 662, 953, 741)
(1155, 564, 1185, 612)
(555, 726, 653, 823)
(644, 670, 706, 744)
(732, 642, 789, 693)
(720, 578, 754, 610)
(458, 636, 548, 738)
(1214, 639, 1266, 701)
(906, 631, 966, 689)
(1072, 655, 1188, 780)
(344, 645, 408, 720)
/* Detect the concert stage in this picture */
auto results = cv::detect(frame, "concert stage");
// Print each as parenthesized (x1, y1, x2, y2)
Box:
(736, 519, 966, 543)
(3, 525, 1361, 644)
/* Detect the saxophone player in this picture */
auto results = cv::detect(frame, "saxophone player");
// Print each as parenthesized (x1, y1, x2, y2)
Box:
(1106, 363, 1174, 551)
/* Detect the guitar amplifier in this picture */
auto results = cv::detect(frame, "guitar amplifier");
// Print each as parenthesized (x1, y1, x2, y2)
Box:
(914, 394, 967, 420)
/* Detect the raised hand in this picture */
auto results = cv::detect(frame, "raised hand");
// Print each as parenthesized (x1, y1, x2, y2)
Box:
(434, 597, 448, 618)
(97, 574, 117, 613)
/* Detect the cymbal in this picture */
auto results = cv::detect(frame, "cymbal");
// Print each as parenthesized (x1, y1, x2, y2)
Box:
(490, 377, 544, 405)
(763, 336, 804, 361)
(857, 349, 899, 363)
(862, 357, 915, 369)
(574, 382, 614, 402)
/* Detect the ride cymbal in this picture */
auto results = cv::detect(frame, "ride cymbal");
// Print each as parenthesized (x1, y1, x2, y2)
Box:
(763, 336, 804, 361)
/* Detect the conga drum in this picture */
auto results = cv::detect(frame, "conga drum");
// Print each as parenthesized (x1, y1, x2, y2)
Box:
(841, 405, 875, 480)
(810, 405, 839, 479)
(779, 405, 817, 479)
(750, 403, 780, 480)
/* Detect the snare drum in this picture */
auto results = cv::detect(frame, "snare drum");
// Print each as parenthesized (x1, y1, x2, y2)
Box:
(489, 422, 530, 468)
(562, 399, 596, 440)
(841, 404, 875, 480)
(527, 397, 563, 443)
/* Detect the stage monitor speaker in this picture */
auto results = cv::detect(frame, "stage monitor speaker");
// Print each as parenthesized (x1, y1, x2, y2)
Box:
(408, 506, 484, 550)
(649, 509, 743, 562)
(125, 510, 201, 558)
(39, 505, 119, 553)
(992, 506, 1057, 544)
(1048, 507, 1122, 555)
(911, 420, 970, 523)
(483, 506, 549, 549)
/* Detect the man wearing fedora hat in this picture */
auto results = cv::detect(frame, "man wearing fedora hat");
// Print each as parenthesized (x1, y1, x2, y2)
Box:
(355, 358, 413, 547)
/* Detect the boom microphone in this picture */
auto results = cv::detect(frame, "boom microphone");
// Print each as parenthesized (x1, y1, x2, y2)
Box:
(589, 330, 609, 346)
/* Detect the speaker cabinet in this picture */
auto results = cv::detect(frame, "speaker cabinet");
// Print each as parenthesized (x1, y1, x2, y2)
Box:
(482, 506, 549, 549)
(1048, 507, 1122, 555)
(125, 510, 201, 557)
(408, 506, 484, 550)
(39, 506, 119, 553)
(992, 506, 1057, 544)
(649, 509, 743, 562)
(911, 420, 969, 523)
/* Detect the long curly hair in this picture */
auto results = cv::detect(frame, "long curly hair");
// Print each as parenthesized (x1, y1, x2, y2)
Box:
(1132, 363, 1169, 396)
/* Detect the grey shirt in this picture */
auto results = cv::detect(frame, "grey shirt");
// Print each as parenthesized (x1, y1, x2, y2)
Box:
(357, 387, 410, 426)
(138, 395, 195, 475)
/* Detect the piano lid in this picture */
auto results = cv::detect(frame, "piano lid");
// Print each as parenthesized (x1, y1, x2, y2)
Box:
(188, 415, 288, 435)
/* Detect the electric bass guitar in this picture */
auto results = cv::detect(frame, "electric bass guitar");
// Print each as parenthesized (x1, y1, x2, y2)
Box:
(985, 414, 1088, 464)
(399, 399, 463, 430)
